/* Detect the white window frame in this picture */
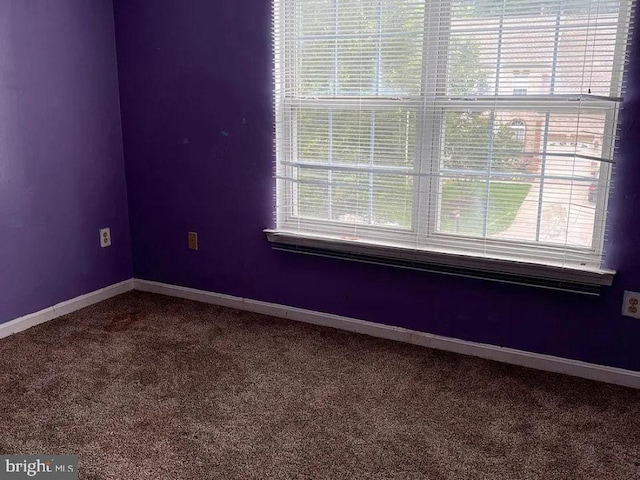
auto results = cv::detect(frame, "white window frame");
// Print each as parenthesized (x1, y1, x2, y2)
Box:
(271, 0, 630, 286)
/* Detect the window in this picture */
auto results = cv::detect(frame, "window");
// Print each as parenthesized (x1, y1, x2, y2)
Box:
(271, 0, 633, 285)
(510, 120, 526, 146)
(511, 71, 530, 95)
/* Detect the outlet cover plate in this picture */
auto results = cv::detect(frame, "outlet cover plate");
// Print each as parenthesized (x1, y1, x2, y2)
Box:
(100, 228, 111, 248)
(622, 291, 640, 318)
(188, 231, 198, 251)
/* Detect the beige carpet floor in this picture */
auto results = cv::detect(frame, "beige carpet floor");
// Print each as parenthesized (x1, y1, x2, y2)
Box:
(0, 291, 638, 479)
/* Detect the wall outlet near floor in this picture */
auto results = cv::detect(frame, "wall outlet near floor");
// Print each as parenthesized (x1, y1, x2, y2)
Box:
(188, 231, 198, 251)
(622, 291, 640, 318)
(100, 228, 111, 248)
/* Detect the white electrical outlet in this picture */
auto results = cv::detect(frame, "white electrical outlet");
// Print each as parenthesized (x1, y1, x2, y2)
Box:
(100, 228, 111, 248)
(622, 291, 640, 318)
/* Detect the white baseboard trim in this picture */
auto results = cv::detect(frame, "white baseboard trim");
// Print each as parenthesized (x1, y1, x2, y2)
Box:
(0, 279, 135, 339)
(134, 279, 640, 389)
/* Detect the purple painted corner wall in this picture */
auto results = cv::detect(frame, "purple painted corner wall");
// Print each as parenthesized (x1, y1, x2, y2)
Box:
(112, 0, 640, 371)
(0, 1, 132, 324)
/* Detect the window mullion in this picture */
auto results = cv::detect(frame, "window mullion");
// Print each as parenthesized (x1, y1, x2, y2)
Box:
(368, 1, 384, 224)
(482, 0, 507, 239)
(416, 0, 451, 244)
(535, 113, 551, 242)
(534, 10, 561, 242)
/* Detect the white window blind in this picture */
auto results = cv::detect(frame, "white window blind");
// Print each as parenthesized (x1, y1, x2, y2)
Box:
(272, 0, 633, 281)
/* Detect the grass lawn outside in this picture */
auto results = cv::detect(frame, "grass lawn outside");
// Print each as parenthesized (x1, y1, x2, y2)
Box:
(440, 180, 532, 236)
(297, 176, 531, 235)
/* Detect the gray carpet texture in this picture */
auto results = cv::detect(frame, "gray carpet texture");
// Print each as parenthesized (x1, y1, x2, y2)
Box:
(0, 291, 639, 479)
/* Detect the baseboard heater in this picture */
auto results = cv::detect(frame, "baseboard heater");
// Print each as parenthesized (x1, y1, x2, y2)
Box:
(270, 243, 603, 295)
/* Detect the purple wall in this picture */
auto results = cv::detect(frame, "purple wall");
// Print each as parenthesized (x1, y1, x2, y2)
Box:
(113, 0, 640, 371)
(0, 1, 132, 324)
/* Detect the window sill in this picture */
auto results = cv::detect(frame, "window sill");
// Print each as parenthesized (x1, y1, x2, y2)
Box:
(264, 229, 615, 294)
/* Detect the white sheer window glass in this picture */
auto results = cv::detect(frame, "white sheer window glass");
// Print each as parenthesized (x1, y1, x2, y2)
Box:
(272, 0, 634, 284)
